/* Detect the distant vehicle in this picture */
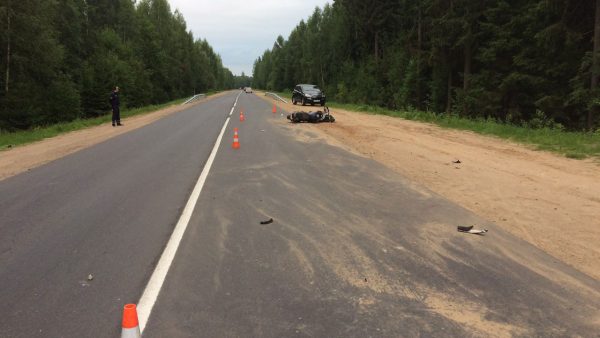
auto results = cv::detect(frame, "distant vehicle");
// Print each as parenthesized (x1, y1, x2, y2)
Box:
(244, 87, 253, 93)
(292, 84, 325, 106)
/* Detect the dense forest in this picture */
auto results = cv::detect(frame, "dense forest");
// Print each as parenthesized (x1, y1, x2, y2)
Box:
(253, 0, 600, 131)
(0, 0, 234, 130)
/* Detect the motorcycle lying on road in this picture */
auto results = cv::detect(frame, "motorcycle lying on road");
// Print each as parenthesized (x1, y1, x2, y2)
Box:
(287, 106, 335, 123)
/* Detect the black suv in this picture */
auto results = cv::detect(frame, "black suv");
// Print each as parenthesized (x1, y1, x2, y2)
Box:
(292, 84, 326, 106)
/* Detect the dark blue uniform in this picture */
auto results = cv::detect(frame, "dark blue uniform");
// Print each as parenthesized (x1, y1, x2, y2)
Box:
(110, 90, 121, 126)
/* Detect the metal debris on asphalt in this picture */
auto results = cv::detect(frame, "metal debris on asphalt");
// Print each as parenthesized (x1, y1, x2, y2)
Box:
(457, 225, 488, 235)
(87, 274, 94, 281)
(260, 218, 274, 225)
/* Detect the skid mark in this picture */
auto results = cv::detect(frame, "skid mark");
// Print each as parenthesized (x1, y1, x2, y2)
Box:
(211, 208, 233, 293)
(286, 240, 316, 282)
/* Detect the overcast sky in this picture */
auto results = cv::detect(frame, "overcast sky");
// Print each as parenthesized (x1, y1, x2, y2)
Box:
(167, 0, 331, 76)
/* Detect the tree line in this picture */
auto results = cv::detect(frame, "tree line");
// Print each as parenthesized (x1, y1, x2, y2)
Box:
(0, 0, 235, 131)
(233, 72, 252, 89)
(253, 0, 600, 131)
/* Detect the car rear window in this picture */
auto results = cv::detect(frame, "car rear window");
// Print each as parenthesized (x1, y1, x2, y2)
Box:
(301, 85, 320, 92)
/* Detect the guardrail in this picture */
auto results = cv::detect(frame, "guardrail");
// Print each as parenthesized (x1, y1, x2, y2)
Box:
(265, 92, 288, 104)
(182, 94, 206, 105)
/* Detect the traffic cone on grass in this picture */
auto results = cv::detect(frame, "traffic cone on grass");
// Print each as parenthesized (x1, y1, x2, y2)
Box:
(121, 304, 141, 338)
(232, 128, 240, 149)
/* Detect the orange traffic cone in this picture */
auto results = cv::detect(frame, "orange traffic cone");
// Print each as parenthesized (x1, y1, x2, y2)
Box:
(240, 110, 245, 122)
(232, 128, 240, 149)
(272, 104, 277, 114)
(121, 304, 141, 338)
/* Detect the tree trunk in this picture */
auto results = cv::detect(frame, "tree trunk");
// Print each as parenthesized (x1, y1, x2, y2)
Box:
(590, 0, 600, 130)
(463, 30, 472, 116)
(374, 31, 379, 61)
(447, 68, 453, 113)
(320, 61, 325, 90)
(464, 41, 471, 91)
(5, 0, 11, 94)
(416, 3, 422, 110)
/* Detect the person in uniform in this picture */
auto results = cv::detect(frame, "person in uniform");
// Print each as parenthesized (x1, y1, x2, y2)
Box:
(110, 86, 122, 126)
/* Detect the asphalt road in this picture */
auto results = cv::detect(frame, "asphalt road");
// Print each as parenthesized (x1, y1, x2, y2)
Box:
(1, 91, 599, 337)
(0, 93, 236, 337)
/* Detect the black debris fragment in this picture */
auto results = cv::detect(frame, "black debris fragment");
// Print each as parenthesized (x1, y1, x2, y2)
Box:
(260, 218, 274, 225)
(453, 160, 461, 164)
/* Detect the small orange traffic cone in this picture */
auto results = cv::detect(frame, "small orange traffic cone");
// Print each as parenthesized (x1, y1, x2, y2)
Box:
(240, 110, 245, 122)
(121, 304, 141, 338)
(232, 128, 240, 149)
(272, 104, 277, 114)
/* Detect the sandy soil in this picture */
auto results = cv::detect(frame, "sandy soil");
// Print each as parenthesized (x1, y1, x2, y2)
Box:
(0, 92, 228, 181)
(260, 91, 600, 281)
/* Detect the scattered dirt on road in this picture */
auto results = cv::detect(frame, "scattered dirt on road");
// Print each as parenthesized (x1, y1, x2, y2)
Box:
(261, 92, 600, 282)
(2, 90, 599, 284)
(0, 92, 228, 181)
(424, 289, 526, 338)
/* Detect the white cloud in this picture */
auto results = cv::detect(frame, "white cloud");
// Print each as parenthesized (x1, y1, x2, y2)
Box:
(167, 0, 331, 76)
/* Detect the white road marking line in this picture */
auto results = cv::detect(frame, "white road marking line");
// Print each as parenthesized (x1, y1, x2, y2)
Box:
(137, 92, 241, 332)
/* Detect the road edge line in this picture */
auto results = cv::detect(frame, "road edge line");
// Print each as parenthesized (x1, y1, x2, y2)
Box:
(137, 92, 241, 332)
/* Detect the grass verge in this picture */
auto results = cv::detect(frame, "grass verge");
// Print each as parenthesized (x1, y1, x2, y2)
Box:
(268, 90, 600, 160)
(0, 95, 211, 150)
